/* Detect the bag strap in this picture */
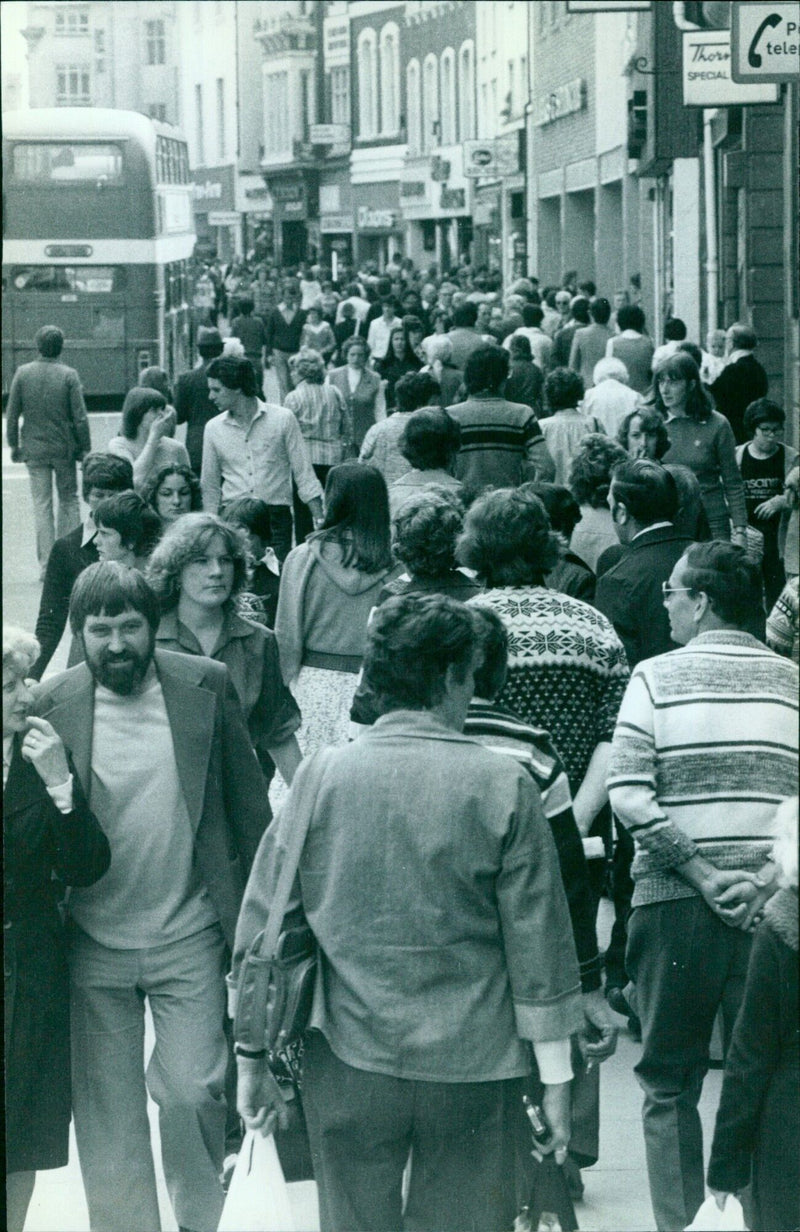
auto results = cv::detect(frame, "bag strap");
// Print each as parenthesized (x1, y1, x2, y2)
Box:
(256, 752, 327, 962)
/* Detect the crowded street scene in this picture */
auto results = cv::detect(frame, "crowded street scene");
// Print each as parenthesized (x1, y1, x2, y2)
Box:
(1, 2, 798, 1231)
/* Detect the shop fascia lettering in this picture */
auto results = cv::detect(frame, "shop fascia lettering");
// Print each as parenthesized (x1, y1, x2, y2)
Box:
(534, 78, 587, 127)
(357, 206, 396, 230)
(193, 180, 223, 201)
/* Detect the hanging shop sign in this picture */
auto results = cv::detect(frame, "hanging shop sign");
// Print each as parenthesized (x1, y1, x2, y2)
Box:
(320, 214, 353, 233)
(323, 15, 350, 69)
(270, 181, 304, 202)
(567, 2, 650, 10)
(463, 137, 521, 177)
(682, 30, 780, 105)
(534, 78, 587, 127)
(731, 2, 800, 83)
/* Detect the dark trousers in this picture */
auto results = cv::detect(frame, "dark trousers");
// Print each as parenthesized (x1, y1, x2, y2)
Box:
(605, 821, 635, 990)
(626, 897, 753, 1231)
(302, 1031, 519, 1232)
(293, 465, 330, 545)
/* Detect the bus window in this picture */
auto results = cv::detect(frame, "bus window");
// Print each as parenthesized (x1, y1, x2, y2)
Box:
(10, 266, 126, 293)
(91, 308, 125, 340)
(11, 143, 124, 184)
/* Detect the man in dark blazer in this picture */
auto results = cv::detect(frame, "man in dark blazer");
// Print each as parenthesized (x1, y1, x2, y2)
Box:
(36, 563, 271, 1232)
(594, 459, 692, 1028)
(32, 452, 133, 679)
(174, 326, 225, 476)
(710, 323, 768, 445)
(595, 460, 692, 669)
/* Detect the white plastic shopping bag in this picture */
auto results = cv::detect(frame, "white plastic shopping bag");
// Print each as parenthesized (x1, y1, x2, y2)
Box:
(218, 1129, 295, 1232)
(684, 1193, 747, 1230)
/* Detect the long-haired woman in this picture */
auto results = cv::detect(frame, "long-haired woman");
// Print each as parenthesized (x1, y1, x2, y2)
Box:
(108, 387, 190, 491)
(274, 462, 398, 777)
(654, 350, 747, 543)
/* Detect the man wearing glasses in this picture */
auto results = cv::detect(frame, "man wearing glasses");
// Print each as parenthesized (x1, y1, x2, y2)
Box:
(607, 541, 798, 1232)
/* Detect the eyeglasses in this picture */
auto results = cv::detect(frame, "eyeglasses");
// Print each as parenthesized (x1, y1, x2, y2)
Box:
(661, 582, 694, 598)
(756, 425, 783, 436)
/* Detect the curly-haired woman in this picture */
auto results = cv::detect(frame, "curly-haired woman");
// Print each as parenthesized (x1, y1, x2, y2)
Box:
(381, 488, 481, 604)
(567, 434, 629, 573)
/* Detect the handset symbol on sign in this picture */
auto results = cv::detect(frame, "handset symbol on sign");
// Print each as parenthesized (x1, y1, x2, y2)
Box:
(748, 12, 781, 68)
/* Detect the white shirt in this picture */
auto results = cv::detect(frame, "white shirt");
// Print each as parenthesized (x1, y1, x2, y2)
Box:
(366, 315, 398, 360)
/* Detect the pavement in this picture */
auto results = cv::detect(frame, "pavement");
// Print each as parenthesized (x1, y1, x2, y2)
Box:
(2, 428, 725, 1232)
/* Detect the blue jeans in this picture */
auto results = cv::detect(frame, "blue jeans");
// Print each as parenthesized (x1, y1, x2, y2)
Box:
(626, 897, 753, 1231)
(69, 923, 228, 1232)
(26, 459, 80, 570)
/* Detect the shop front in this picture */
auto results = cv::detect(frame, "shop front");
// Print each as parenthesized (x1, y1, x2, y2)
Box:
(401, 148, 473, 274)
(352, 182, 403, 271)
(264, 175, 319, 268)
(319, 169, 354, 278)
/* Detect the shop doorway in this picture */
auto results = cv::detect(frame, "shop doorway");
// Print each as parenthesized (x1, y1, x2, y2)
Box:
(281, 221, 308, 267)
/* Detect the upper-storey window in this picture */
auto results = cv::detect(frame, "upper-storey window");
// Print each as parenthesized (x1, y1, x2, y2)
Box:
(422, 53, 439, 152)
(357, 28, 378, 138)
(146, 19, 166, 66)
(440, 49, 456, 145)
(379, 23, 400, 136)
(406, 59, 421, 154)
(458, 41, 475, 140)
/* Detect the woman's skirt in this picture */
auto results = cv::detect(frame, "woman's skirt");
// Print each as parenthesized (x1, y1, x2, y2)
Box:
(269, 665, 359, 814)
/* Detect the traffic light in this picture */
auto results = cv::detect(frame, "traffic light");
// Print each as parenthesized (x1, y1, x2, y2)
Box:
(682, 1, 731, 28)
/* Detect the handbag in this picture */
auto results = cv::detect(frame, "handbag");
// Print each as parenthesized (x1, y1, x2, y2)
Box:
(228, 763, 320, 1056)
(218, 1129, 295, 1232)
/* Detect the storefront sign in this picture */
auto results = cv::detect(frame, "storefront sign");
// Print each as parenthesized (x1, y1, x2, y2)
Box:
(310, 124, 350, 145)
(270, 181, 304, 202)
(193, 180, 223, 202)
(440, 187, 466, 211)
(400, 180, 427, 198)
(534, 78, 587, 127)
(357, 207, 396, 230)
(244, 186, 270, 200)
(282, 199, 306, 216)
(731, 2, 800, 83)
(682, 31, 780, 105)
(323, 15, 350, 69)
(208, 211, 239, 226)
(320, 214, 352, 233)
(567, 1, 650, 11)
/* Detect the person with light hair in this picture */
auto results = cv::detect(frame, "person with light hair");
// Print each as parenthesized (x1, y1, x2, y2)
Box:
(419, 333, 463, 407)
(3, 624, 110, 1232)
(582, 357, 641, 436)
(284, 348, 354, 543)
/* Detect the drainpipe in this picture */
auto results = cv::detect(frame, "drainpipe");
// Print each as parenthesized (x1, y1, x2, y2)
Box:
(703, 108, 719, 333)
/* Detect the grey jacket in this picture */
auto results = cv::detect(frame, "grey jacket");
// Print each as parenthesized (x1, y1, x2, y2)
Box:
(6, 358, 90, 464)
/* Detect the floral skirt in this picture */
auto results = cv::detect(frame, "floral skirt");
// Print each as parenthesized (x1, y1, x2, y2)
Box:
(269, 665, 360, 814)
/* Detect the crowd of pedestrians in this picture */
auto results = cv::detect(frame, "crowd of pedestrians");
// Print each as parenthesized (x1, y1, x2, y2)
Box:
(4, 253, 799, 1232)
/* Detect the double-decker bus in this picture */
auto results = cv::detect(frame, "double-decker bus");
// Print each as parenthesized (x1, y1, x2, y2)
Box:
(2, 108, 196, 407)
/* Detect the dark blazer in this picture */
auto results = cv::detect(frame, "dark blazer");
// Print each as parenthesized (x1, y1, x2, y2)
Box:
(36, 649, 272, 947)
(4, 742, 109, 1171)
(594, 525, 693, 667)
(710, 353, 768, 445)
(174, 361, 218, 476)
(33, 523, 98, 680)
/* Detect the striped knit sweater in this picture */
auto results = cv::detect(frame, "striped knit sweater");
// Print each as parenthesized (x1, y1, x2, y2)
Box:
(465, 699, 602, 992)
(608, 630, 798, 907)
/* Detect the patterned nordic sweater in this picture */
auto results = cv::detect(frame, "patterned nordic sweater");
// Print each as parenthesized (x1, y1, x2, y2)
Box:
(468, 587, 629, 791)
(608, 630, 799, 907)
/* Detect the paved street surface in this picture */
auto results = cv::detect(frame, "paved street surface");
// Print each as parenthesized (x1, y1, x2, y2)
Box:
(3, 424, 723, 1232)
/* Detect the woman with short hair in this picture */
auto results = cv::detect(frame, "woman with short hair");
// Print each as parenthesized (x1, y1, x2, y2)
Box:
(94, 491, 161, 568)
(459, 486, 628, 836)
(567, 434, 629, 572)
(388, 407, 463, 517)
(284, 348, 354, 543)
(382, 488, 481, 604)
(616, 408, 710, 543)
(539, 368, 605, 487)
(147, 512, 301, 789)
(108, 388, 190, 491)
